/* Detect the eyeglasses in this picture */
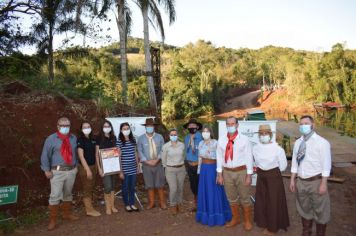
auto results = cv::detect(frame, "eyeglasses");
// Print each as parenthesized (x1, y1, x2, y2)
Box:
(58, 124, 70, 127)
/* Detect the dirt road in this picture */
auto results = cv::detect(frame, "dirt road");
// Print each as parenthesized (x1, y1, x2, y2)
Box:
(15, 166, 356, 236)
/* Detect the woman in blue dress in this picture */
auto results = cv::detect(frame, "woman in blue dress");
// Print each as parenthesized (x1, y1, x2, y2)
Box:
(196, 125, 232, 226)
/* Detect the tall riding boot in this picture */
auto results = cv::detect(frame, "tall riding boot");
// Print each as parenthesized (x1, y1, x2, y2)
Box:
(316, 223, 327, 236)
(146, 189, 155, 210)
(104, 193, 112, 215)
(242, 205, 253, 231)
(61, 201, 79, 221)
(110, 192, 118, 213)
(192, 194, 197, 212)
(83, 197, 101, 217)
(47, 205, 59, 231)
(225, 204, 241, 227)
(158, 188, 167, 210)
(301, 217, 313, 236)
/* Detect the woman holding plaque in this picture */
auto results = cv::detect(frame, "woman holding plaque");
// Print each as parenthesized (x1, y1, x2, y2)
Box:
(77, 121, 101, 217)
(117, 122, 139, 212)
(96, 120, 123, 215)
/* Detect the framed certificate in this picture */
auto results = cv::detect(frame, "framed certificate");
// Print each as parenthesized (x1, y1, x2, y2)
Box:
(99, 147, 121, 176)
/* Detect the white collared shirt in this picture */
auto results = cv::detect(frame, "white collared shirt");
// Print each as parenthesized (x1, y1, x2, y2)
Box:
(253, 142, 287, 171)
(291, 132, 331, 178)
(216, 133, 253, 174)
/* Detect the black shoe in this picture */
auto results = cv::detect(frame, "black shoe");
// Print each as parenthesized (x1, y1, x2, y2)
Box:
(130, 205, 139, 212)
(125, 206, 133, 212)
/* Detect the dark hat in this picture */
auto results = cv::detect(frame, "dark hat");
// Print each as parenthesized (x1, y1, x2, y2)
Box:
(183, 118, 203, 130)
(142, 118, 159, 126)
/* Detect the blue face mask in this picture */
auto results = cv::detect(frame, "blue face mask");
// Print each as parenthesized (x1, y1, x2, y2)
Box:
(146, 127, 154, 134)
(299, 124, 312, 135)
(170, 135, 178, 142)
(227, 126, 237, 134)
(59, 127, 70, 135)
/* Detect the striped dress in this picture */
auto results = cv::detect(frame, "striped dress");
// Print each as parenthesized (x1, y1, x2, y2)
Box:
(117, 138, 137, 176)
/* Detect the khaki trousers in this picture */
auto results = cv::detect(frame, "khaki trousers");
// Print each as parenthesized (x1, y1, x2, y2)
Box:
(223, 169, 251, 206)
(165, 166, 186, 206)
(49, 167, 78, 205)
(296, 179, 330, 224)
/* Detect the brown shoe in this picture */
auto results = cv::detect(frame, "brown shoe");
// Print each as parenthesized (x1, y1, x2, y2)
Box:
(83, 197, 101, 217)
(316, 223, 327, 236)
(242, 205, 253, 231)
(191, 194, 197, 212)
(47, 205, 59, 231)
(158, 188, 167, 210)
(225, 204, 241, 227)
(301, 217, 313, 236)
(110, 192, 118, 213)
(61, 201, 79, 221)
(146, 189, 155, 210)
(263, 228, 276, 236)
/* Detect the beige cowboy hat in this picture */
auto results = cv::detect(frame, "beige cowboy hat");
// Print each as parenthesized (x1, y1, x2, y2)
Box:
(258, 124, 272, 133)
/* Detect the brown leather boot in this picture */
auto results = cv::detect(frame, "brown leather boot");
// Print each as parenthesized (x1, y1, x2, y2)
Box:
(47, 205, 59, 231)
(158, 188, 167, 210)
(110, 192, 118, 213)
(104, 193, 112, 215)
(225, 204, 241, 227)
(192, 194, 197, 212)
(301, 217, 313, 236)
(242, 205, 253, 231)
(61, 201, 79, 221)
(146, 189, 155, 210)
(170, 205, 178, 215)
(316, 223, 327, 236)
(83, 197, 101, 217)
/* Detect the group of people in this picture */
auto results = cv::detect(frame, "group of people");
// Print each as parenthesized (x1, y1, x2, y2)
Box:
(40, 115, 331, 236)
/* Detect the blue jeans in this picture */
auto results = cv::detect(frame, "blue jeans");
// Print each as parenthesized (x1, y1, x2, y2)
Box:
(122, 174, 137, 206)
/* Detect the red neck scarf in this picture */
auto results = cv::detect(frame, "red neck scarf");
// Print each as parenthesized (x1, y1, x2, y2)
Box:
(225, 131, 238, 163)
(56, 131, 73, 165)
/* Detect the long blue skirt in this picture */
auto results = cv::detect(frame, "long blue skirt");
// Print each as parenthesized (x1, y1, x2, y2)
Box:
(195, 163, 232, 226)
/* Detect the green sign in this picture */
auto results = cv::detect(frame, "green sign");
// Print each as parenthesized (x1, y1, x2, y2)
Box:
(0, 185, 18, 206)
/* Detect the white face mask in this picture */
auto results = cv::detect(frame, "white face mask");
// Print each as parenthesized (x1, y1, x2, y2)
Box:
(103, 127, 111, 134)
(82, 128, 92, 135)
(202, 131, 211, 140)
(122, 130, 131, 136)
(259, 135, 271, 144)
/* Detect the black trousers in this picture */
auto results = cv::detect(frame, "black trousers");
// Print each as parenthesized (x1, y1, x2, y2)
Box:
(186, 162, 199, 196)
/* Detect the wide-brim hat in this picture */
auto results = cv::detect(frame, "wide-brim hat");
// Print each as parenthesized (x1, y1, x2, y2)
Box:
(142, 118, 159, 126)
(258, 124, 272, 133)
(183, 118, 203, 130)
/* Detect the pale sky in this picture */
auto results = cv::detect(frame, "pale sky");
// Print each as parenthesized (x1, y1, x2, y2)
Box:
(24, 0, 356, 53)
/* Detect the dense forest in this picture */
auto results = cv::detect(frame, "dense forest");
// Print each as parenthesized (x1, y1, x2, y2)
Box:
(1, 38, 355, 120)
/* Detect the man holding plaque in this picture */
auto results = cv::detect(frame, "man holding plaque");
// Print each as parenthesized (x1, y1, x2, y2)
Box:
(137, 118, 166, 210)
(40, 117, 79, 231)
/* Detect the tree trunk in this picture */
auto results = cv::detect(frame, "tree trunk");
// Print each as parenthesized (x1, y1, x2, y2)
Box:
(117, 0, 128, 105)
(48, 22, 54, 84)
(142, 6, 158, 114)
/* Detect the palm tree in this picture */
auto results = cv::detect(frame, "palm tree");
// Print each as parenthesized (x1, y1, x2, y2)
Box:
(115, 0, 132, 105)
(136, 0, 176, 114)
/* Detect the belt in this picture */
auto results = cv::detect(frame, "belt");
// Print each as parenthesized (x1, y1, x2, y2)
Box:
(167, 164, 184, 168)
(187, 161, 199, 166)
(51, 165, 75, 171)
(224, 165, 246, 172)
(202, 158, 216, 164)
(299, 174, 322, 182)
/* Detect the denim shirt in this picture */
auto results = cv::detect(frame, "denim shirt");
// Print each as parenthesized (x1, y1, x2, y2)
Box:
(137, 133, 165, 162)
(184, 131, 203, 162)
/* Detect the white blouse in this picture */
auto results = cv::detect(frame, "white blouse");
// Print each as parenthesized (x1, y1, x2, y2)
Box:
(253, 142, 287, 171)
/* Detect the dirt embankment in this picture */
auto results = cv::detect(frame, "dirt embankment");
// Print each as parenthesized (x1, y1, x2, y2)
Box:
(0, 82, 153, 214)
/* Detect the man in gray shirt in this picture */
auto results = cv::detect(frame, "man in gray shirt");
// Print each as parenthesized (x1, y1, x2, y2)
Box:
(40, 117, 79, 230)
(137, 118, 166, 210)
